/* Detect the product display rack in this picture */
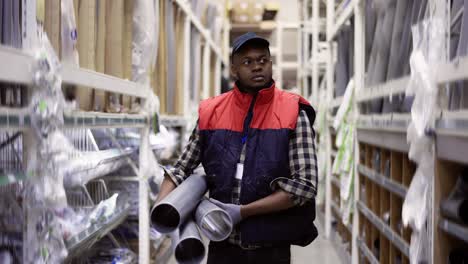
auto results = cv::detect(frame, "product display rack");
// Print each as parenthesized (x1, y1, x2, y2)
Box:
(298, 0, 328, 102)
(0, 41, 154, 262)
(0, 1, 229, 263)
(313, 0, 468, 264)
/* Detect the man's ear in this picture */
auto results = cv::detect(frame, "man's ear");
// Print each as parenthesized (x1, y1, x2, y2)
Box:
(230, 64, 239, 81)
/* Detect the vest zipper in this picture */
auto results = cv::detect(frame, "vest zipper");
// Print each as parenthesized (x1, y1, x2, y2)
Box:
(241, 93, 257, 145)
(238, 93, 257, 246)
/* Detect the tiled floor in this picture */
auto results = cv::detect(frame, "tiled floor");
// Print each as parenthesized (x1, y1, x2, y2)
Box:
(291, 219, 343, 264)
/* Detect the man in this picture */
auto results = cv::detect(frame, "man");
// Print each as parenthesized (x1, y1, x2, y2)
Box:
(156, 32, 318, 264)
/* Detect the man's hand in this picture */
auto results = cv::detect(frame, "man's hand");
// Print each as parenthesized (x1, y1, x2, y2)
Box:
(210, 199, 243, 226)
(155, 175, 177, 204)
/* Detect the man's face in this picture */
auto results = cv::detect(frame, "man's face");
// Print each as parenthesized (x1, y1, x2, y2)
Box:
(231, 44, 273, 91)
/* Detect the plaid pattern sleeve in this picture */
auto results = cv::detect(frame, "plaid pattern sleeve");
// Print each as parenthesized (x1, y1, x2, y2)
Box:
(165, 124, 202, 186)
(271, 110, 318, 206)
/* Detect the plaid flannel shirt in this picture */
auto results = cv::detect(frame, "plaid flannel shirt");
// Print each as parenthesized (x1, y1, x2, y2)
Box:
(165, 110, 318, 245)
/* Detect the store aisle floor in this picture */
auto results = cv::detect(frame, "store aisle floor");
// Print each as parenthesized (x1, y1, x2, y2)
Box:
(291, 217, 342, 264)
(167, 214, 343, 264)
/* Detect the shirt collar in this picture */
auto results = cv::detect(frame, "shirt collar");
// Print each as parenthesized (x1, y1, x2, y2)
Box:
(233, 81, 276, 107)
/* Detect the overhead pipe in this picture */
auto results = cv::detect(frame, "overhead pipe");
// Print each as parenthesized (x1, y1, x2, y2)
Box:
(171, 219, 206, 264)
(151, 173, 207, 233)
(195, 199, 233, 242)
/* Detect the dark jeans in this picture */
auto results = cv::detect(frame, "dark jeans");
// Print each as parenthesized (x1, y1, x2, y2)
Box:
(207, 242, 291, 264)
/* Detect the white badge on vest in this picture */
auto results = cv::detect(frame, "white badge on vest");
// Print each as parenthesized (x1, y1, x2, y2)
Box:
(235, 163, 244, 180)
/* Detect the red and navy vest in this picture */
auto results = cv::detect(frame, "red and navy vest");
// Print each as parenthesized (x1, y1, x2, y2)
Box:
(199, 83, 318, 246)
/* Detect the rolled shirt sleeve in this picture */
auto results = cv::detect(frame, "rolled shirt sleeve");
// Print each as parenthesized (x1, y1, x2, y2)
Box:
(271, 110, 318, 206)
(164, 124, 202, 186)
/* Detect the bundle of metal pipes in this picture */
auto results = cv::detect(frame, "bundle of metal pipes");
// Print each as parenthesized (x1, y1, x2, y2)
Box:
(151, 173, 233, 263)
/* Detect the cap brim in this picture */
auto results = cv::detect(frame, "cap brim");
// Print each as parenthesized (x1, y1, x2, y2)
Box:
(233, 37, 270, 54)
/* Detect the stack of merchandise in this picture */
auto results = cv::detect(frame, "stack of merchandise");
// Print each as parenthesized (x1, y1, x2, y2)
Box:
(155, 0, 225, 115)
(362, 0, 428, 114)
(0, 0, 25, 107)
(440, 171, 468, 263)
(332, 79, 356, 226)
(230, 0, 278, 25)
(40, 0, 136, 112)
(313, 88, 329, 207)
(448, 0, 468, 110)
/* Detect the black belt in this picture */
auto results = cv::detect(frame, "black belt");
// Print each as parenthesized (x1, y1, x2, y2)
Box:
(212, 241, 285, 251)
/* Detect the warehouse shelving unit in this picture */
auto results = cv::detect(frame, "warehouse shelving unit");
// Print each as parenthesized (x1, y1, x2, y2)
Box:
(0, 43, 155, 263)
(0, 1, 229, 263)
(432, 54, 468, 263)
(315, 0, 468, 264)
(298, 0, 328, 101)
(168, 0, 230, 119)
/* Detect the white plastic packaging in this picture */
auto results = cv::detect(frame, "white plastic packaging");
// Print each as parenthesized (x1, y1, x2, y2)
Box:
(333, 78, 354, 130)
(60, 0, 79, 65)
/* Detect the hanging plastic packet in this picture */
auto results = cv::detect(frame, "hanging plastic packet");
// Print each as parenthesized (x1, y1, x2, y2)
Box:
(333, 78, 354, 130)
(131, 0, 159, 113)
(24, 31, 72, 264)
(60, 0, 79, 65)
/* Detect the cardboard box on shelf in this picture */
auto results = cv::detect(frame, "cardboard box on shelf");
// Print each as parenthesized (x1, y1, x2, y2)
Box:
(231, 1, 249, 24)
(263, 2, 279, 21)
(76, 0, 96, 111)
(249, 1, 264, 24)
(94, 0, 107, 112)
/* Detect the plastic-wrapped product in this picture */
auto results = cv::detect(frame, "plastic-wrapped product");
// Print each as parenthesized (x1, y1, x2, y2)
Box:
(340, 128, 355, 201)
(402, 161, 430, 230)
(54, 207, 88, 241)
(62, 148, 133, 188)
(29, 34, 65, 138)
(24, 32, 71, 264)
(156, 125, 179, 161)
(403, 7, 448, 262)
(132, 0, 156, 86)
(88, 193, 119, 225)
(60, 0, 79, 65)
(333, 78, 355, 130)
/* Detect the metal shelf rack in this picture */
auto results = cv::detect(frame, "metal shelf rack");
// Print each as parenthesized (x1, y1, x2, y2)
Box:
(357, 201, 411, 258)
(317, 0, 468, 263)
(1, 0, 230, 263)
(357, 165, 407, 199)
(65, 201, 131, 260)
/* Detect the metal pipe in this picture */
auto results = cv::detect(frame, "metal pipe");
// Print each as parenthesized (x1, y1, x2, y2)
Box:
(151, 174, 207, 233)
(195, 199, 233, 242)
(171, 219, 206, 264)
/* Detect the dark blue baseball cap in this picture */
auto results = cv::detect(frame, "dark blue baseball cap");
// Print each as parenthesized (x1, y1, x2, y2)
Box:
(232, 32, 270, 56)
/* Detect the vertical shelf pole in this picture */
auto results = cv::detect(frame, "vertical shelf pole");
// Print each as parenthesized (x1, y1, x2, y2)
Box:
(202, 43, 211, 99)
(139, 124, 150, 264)
(324, 0, 335, 239)
(312, 0, 319, 101)
(183, 15, 192, 117)
(277, 24, 283, 88)
(352, 1, 365, 263)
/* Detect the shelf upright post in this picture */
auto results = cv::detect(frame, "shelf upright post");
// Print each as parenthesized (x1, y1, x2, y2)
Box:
(21, 0, 37, 51)
(215, 57, 222, 95)
(307, 1, 312, 96)
(324, 0, 335, 239)
(352, 1, 365, 262)
(21, 1, 37, 262)
(183, 14, 192, 118)
(277, 23, 284, 89)
(297, 22, 303, 94)
(202, 43, 211, 99)
(139, 119, 150, 264)
(312, 0, 319, 101)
